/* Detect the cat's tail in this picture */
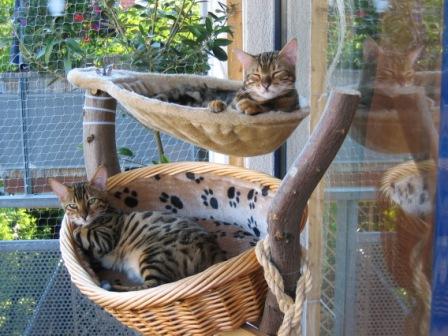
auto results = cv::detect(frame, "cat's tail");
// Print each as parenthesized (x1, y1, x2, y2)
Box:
(101, 279, 160, 292)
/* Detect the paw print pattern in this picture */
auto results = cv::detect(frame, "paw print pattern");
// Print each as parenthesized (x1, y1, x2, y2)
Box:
(261, 186, 270, 197)
(249, 238, 259, 247)
(153, 174, 161, 181)
(114, 187, 139, 208)
(185, 172, 204, 184)
(227, 186, 241, 208)
(247, 189, 258, 210)
(159, 192, 184, 214)
(233, 230, 255, 239)
(201, 189, 219, 209)
(247, 216, 261, 237)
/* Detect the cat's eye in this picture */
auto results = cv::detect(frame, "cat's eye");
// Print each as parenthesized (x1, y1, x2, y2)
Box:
(248, 74, 261, 81)
(87, 198, 98, 206)
(66, 203, 78, 210)
(272, 71, 286, 77)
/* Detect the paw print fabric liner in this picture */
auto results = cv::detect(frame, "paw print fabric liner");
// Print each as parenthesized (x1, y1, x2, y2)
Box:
(107, 170, 274, 259)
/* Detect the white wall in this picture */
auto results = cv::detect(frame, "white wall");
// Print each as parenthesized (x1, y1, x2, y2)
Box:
(207, 0, 311, 173)
(243, 0, 311, 174)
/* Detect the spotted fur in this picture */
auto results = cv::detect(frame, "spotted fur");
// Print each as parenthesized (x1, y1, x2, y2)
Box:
(49, 168, 225, 291)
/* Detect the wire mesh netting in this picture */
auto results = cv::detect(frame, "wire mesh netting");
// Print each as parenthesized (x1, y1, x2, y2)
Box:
(0, 0, 230, 333)
(0, 0, 228, 241)
(0, 240, 138, 335)
(317, 0, 441, 335)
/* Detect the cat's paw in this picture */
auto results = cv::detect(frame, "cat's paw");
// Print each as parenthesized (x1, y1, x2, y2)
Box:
(208, 100, 227, 113)
(236, 99, 264, 115)
(154, 93, 169, 101)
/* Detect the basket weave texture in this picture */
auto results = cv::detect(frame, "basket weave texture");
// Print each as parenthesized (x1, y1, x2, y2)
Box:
(60, 163, 307, 335)
(67, 68, 309, 157)
(379, 160, 435, 333)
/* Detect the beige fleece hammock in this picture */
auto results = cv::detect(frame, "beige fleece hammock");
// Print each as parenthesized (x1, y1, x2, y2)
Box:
(67, 67, 308, 157)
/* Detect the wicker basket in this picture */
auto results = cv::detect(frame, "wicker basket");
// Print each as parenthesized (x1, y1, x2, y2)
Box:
(60, 162, 307, 335)
(67, 68, 309, 157)
(378, 160, 435, 334)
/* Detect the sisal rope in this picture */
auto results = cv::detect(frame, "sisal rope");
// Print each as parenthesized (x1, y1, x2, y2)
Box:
(255, 238, 312, 336)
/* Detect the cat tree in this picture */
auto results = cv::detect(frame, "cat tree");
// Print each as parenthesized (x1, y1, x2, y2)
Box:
(62, 67, 360, 335)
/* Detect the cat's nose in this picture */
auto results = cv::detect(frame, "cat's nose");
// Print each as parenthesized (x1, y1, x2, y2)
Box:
(261, 78, 271, 90)
(261, 82, 271, 90)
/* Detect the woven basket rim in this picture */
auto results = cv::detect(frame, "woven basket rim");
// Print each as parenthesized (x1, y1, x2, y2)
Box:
(380, 159, 436, 198)
(60, 162, 281, 311)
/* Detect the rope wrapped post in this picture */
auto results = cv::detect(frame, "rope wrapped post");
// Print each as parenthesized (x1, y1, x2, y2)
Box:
(258, 89, 360, 335)
(83, 90, 121, 179)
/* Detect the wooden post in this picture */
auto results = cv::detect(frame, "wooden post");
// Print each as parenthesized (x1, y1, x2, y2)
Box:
(83, 90, 121, 179)
(227, 0, 245, 168)
(307, 0, 329, 334)
(259, 89, 360, 335)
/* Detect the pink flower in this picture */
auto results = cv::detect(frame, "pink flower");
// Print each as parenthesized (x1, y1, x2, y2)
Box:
(73, 13, 84, 22)
(93, 5, 102, 14)
(120, 0, 135, 9)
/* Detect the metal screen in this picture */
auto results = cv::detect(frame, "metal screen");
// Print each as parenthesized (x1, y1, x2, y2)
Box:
(0, 240, 137, 335)
(0, 0, 219, 333)
(316, 0, 441, 334)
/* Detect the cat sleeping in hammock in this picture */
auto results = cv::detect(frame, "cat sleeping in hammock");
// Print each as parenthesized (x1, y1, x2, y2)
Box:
(209, 38, 299, 115)
(154, 39, 299, 115)
(50, 167, 225, 291)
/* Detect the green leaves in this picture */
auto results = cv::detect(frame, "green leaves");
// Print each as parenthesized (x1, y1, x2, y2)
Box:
(211, 46, 227, 61)
(19, 0, 233, 74)
(213, 38, 232, 47)
(118, 147, 135, 157)
(65, 38, 83, 55)
(152, 154, 170, 164)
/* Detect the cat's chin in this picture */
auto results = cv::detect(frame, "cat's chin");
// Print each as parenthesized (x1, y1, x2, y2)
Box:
(252, 88, 291, 101)
(70, 218, 87, 226)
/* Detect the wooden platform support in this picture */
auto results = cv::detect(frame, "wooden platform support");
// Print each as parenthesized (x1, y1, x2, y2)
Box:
(259, 89, 360, 334)
(82, 90, 120, 179)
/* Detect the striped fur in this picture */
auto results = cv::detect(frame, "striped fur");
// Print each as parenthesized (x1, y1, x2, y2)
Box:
(49, 168, 225, 291)
(209, 38, 299, 115)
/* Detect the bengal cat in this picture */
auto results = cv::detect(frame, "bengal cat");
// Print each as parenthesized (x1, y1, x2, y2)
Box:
(50, 167, 225, 291)
(209, 38, 299, 115)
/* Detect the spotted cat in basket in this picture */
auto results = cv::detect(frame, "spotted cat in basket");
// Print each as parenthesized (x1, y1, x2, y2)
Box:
(50, 167, 225, 291)
(154, 39, 299, 115)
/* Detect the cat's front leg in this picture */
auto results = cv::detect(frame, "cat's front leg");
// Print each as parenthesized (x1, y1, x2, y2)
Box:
(72, 227, 101, 285)
(108, 279, 160, 292)
(236, 98, 265, 115)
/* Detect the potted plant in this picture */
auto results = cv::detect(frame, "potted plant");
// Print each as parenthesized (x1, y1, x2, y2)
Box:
(12, 0, 232, 161)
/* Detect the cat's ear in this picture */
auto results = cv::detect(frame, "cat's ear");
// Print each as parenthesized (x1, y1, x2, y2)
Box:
(48, 178, 70, 202)
(279, 38, 297, 66)
(408, 46, 423, 65)
(90, 166, 108, 191)
(233, 48, 255, 69)
(363, 37, 380, 61)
